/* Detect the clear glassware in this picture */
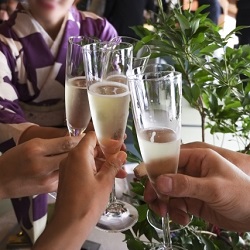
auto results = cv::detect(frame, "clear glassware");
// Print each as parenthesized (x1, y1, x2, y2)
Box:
(65, 36, 98, 136)
(111, 36, 152, 159)
(128, 70, 185, 249)
(129, 62, 193, 235)
(131, 63, 175, 75)
(82, 41, 138, 232)
(110, 36, 151, 70)
(147, 209, 193, 233)
(49, 36, 98, 200)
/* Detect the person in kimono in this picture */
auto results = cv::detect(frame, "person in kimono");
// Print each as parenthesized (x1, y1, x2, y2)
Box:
(0, 0, 117, 243)
(0, 132, 127, 249)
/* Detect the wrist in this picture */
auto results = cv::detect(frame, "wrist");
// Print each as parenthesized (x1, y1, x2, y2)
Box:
(33, 208, 96, 250)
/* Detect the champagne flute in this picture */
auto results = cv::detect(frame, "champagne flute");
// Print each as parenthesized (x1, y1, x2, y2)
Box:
(110, 36, 151, 70)
(131, 63, 192, 233)
(128, 71, 184, 250)
(146, 209, 193, 233)
(49, 36, 98, 200)
(130, 63, 190, 234)
(111, 36, 151, 157)
(131, 63, 175, 75)
(65, 36, 98, 136)
(83, 41, 139, 232)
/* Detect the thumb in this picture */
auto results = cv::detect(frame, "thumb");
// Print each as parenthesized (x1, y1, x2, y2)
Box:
(97, 151, 127, 181)
(155, 174, 214, 203)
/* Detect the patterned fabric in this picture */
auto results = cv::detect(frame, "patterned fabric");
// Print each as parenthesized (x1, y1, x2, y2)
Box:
(0, 2, 117, 243)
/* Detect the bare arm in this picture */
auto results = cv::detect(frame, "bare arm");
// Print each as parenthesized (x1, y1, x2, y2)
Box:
(33, 132, 127, 249)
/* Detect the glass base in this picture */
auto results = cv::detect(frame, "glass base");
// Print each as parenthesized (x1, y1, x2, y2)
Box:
(96, 200, 138, 232)
(150, 245, 186, 250)
(147, 209, 192, 233)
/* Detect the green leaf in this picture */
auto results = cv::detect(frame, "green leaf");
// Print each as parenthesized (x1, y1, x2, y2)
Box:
(209, 94, 219, 115)
(174, 11, 190, 32)
(190, 18, 200, 34)
(191, 84, 201, 102)
(216, 86, 228, 99)
(126, 238, 149, 250)
(200, 235, 217, 250)
(136, 204, 148, 222)
(127, 151, 141, 163)
(200, 44, 221, 54)
(130, 182, 145, 196)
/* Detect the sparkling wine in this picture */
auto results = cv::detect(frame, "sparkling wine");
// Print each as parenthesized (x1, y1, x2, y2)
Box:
(137, 128, 180, 184)
(65, 76, 91, 136)
(106, 74, 127, 84)
(88, 81, 130, 157)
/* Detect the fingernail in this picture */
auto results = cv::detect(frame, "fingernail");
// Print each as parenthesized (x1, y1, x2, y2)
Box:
(116, 151, 127, 164)
(157, 176, 173, 194)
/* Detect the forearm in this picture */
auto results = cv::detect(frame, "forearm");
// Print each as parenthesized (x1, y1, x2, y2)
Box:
(19, 125, 68, 144)
(33, 209, 99, 250)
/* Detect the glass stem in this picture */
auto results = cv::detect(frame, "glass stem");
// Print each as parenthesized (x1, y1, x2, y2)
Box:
(109, 181, 117, 204)
(162, 213, 172, 248)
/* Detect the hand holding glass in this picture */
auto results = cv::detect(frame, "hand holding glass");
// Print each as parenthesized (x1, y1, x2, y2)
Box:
(128, 71, 183, 250)
(83, 41, 138, 232)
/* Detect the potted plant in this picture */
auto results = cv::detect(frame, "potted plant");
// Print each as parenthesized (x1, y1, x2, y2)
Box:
(124, 0, 250, 249)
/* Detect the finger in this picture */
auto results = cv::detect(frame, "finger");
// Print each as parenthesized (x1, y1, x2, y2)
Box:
(72, 131, 97, 158)
(178, 148, 223, 177)
(144, 180, 158, 203)
(144, 180, 168, 216)
(94, 145, 105, 159)
(178, 148, 207, 174)
(58, 132, 97, 177)
(155, 173, 217, 204)
(95, 158, 127, 178)
(115, 168, 127, 178)
(121, 143, 127, 152)
(97, 151, 127, 183)
(148, 200, 167, 217)
(42, 152, 69, 173)
(169, 198, 191, 226)
(181, 142, 248, 168)
(40, 136, 82, 156)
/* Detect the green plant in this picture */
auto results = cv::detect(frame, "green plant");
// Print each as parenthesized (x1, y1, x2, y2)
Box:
(124, 1, 250, 249)
(132, 0, 250, 151)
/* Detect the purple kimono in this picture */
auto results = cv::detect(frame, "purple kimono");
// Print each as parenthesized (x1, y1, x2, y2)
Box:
(0, 2, 117, 243)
